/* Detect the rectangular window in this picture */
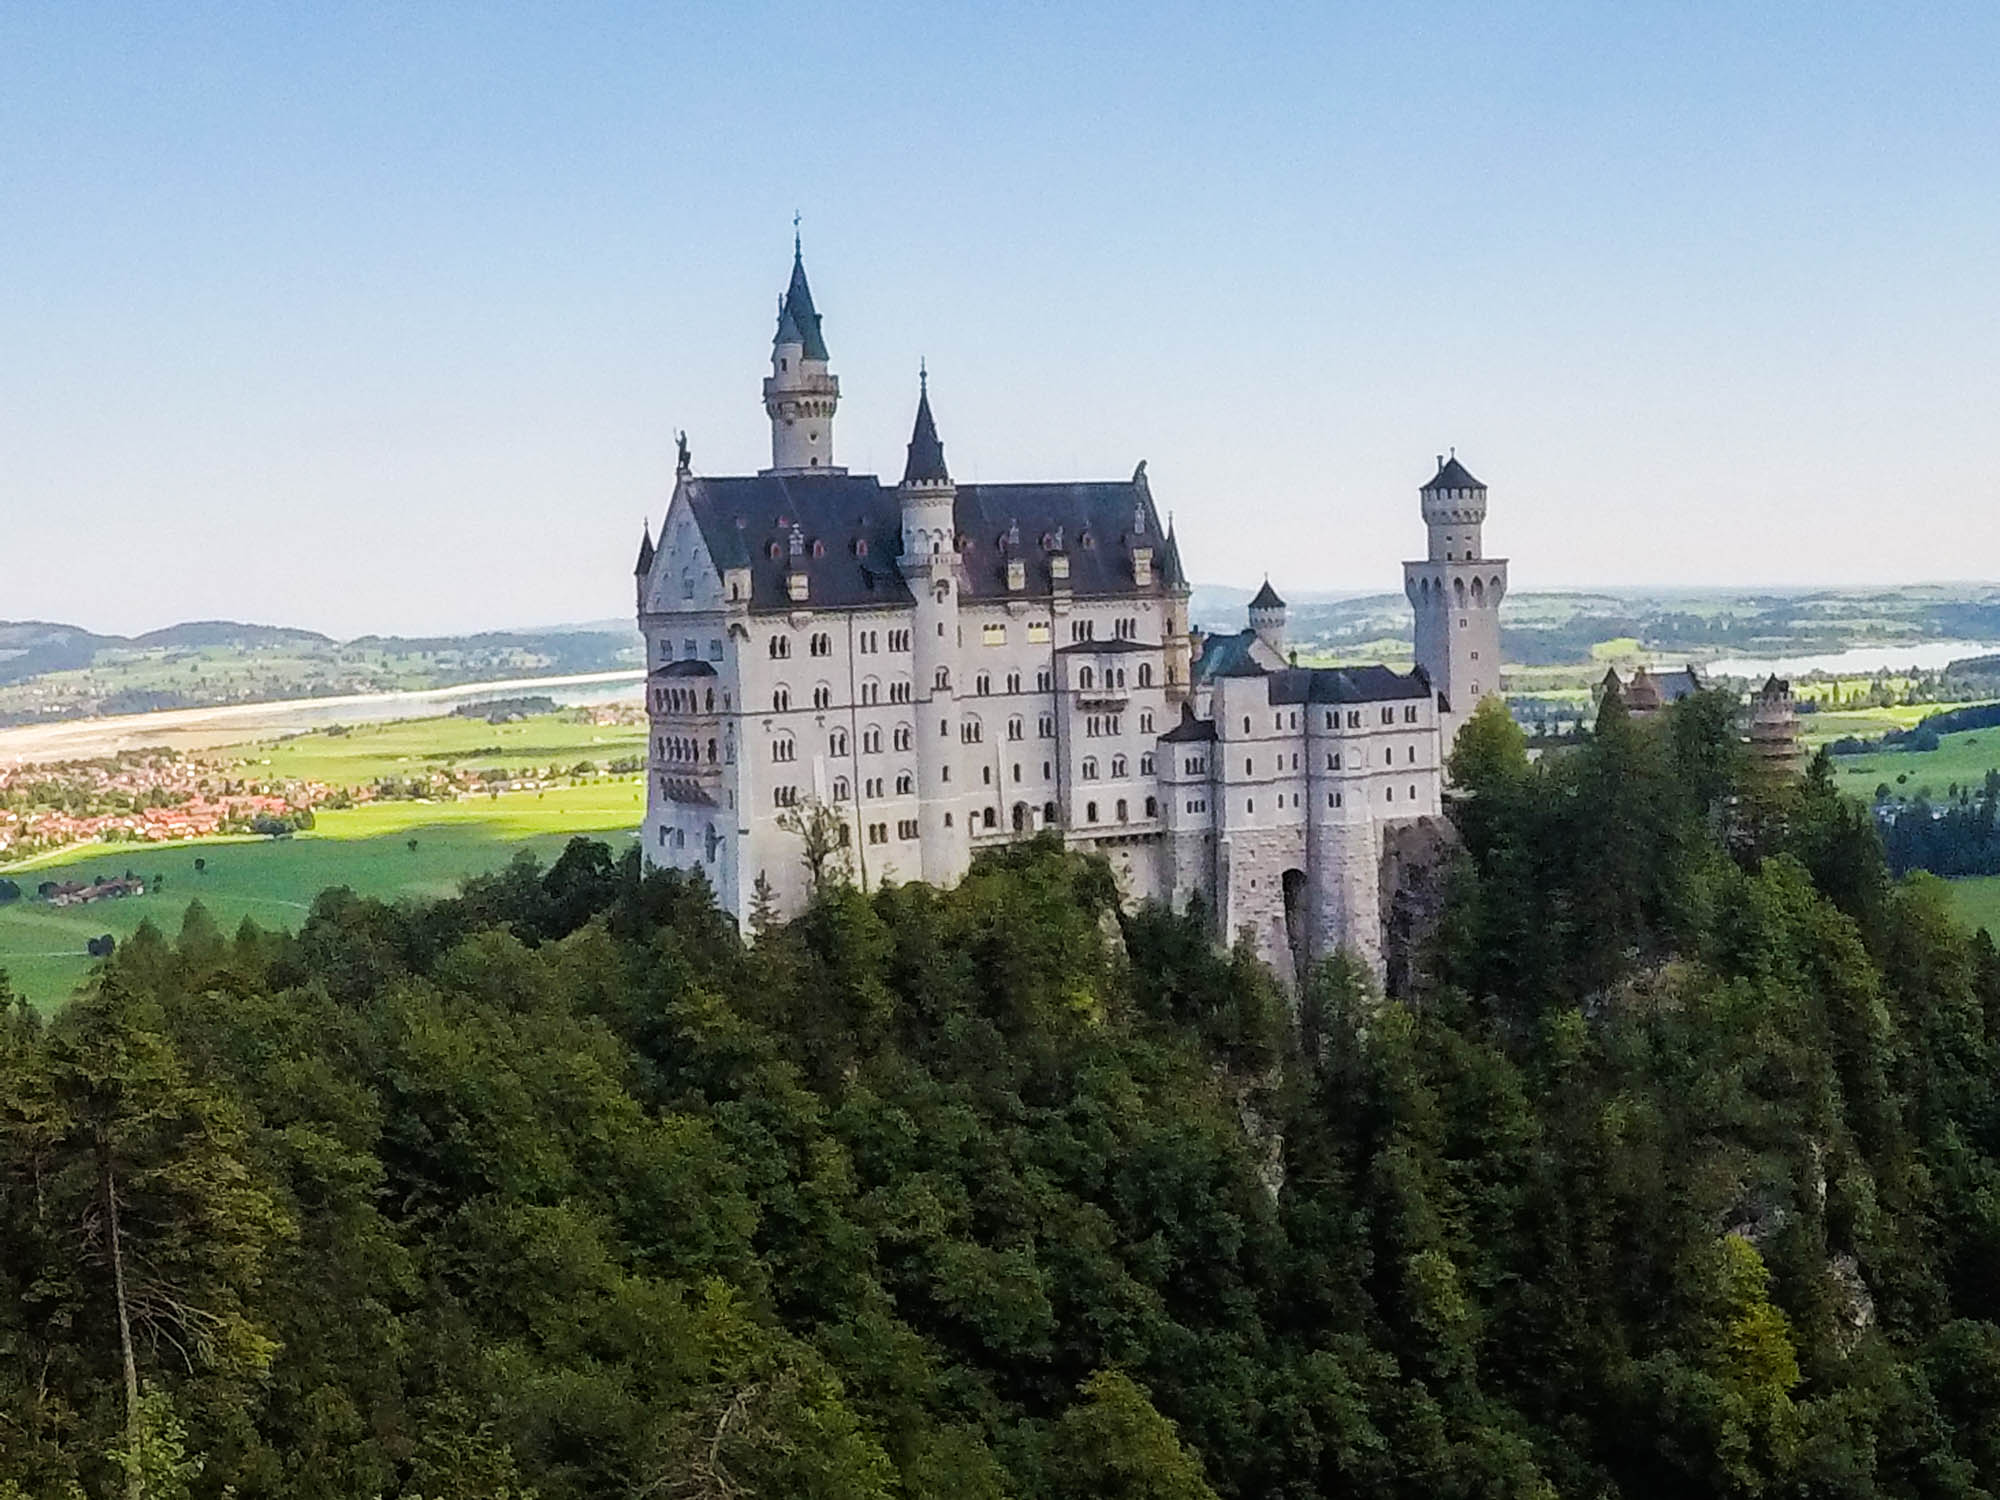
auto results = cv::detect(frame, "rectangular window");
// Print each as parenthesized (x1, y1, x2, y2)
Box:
(1027, 621, 1051, 644)
(982, 623, 1006, 646)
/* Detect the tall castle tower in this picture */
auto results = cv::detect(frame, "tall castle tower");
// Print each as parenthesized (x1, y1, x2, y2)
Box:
(1404, 454, 1507, 751)
(900, 370, 970, 885)
(762, 235, 842, 474)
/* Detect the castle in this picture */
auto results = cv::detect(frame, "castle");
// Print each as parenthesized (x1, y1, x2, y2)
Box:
(635, 243, 1508, 979)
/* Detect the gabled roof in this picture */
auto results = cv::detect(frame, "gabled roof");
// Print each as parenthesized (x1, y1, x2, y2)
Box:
(774, 245, 829, 360)
(680, 473, 912, 612)
(670, 470, 1181, 614)
(1423, 455, 1484, 492)
(1249, 579, 1285, 611)
(901, 377, 949, 485)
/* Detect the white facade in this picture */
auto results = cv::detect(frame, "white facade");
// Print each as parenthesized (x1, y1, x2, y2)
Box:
(1403, 454, 1508, 749)
(635, 248, 1485, 982)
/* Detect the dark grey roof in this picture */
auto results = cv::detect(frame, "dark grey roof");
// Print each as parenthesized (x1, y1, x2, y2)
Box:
(650, 659, 718, 679)
(1268, 664, 1433, 704)
(953, 480, 1179, 602)
(1249, 579, 1285, 611)
(775, 246, 829, 360)
(1423, 455, 1484, 492)
(634, 525, 655, 576)
(1655, 667, 1703, 702)
(674, 471, 1183, 614)
(1160, 705, 1218, 742)
(1054, 638, 1157, 654)
(1193, 629, 1264, 682)
(901, 379, 949, 485)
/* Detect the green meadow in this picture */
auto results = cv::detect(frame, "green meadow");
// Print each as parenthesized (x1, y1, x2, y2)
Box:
(0, 780, 642, 1010)
(1946, 875, 2000, 939)
(1825, 726, 2000, 804)
(234, 712, 647, 784)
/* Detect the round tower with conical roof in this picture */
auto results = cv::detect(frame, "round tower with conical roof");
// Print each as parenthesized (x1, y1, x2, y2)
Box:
(1403, 453, 1508, 752)
(900, 369, 970, 887)
(762, 235, 842, 474)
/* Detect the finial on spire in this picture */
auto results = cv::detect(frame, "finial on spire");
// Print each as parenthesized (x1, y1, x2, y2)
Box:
(919, 357, 927, 393)
(793, 210, 802, 257)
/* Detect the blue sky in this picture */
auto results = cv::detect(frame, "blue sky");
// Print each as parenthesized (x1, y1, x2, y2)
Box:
(4, 3, 1997, 636)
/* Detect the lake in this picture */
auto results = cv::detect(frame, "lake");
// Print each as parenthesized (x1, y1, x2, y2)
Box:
(1704, 642, 2000, 681)
(0, 670, 645, 766)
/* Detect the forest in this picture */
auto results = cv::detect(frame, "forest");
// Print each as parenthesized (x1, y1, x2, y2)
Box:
(9, 690, 2000, 1498)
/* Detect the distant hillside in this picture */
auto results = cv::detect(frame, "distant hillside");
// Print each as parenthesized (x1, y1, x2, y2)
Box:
(0, 619, 641, 727)
(130, 620, 335, 649)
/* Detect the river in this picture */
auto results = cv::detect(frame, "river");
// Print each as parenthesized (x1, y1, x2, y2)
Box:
(0, 671, 645, 766)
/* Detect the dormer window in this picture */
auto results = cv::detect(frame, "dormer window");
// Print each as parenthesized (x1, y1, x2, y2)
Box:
(812, 539, 825, 557)
(768, 541, 781, 560)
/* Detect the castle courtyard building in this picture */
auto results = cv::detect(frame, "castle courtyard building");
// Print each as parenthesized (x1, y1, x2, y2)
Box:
(636, 245, 1498, 979)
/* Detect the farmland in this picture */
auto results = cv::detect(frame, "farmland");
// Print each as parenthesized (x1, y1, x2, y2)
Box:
(0, 779, 643, 1009)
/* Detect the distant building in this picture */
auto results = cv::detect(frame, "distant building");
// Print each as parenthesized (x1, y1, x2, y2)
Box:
(1598, 663, 1705, 717)
(634, 241, 1504, 979)
(1746, 674, 1806, 775)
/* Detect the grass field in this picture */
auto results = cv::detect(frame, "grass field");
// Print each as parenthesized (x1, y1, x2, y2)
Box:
(233, 712, 648, 784)
(0, 781, 642, 1010)
(1946, 877, 2000, 938)
(1826, 727, 2000, 804)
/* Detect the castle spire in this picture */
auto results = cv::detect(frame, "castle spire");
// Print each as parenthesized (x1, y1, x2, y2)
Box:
(633, 520, 654, 577)
(762, 229, 841, 473)
(901, 365, 950, 486)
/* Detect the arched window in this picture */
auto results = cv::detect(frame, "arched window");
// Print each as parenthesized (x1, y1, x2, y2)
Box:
(772, 735, 796, 763)
(896, 772, 914, 796)
(1079, 666, 1094, 690)
(1044, 800, 1059, 824)
(861, 677, 880, 705)
(863, 727, 881, 753)
(1085, 800, 1098, 822)
(1138, 663, 1153, 688)
(1454, 577, 1467, 608)
(812, 684, 831, 709)
(1144, 795, 1157, 817)
(704, 688, 715, 712)
(934, 668, 950, 691)
(832, 776, 850, 801)
(1081, 757, 1099, 780)
(1007, 716, 1023, 740)
(1111, 755, 1128, 777)
(1116, 798, 1128, 821)
(828, 728, 848, 756)
(772, 686, 791, 712)
(769, 635, 790, 659)
(894, 724, 912, 751)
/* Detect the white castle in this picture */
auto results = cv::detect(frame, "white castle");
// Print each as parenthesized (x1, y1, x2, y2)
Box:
(635, 243, 1507, 979)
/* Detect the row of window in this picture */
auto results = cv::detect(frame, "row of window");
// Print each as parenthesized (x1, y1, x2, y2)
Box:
(657, 736, 719, 764)
(654, 686, 719, 715)
(1237, 704, 1424, 736)
(1236, 745, 1425, 776)
(660, 637, 723, 663)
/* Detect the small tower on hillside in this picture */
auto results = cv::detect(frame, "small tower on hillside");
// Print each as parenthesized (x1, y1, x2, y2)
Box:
(762, 234, 842, 474)
(1249, 579, 1287, 658)
(1404, 453, 1508, 752)
(900, 368, 969, 887)
(1747, 675, 1805, 777)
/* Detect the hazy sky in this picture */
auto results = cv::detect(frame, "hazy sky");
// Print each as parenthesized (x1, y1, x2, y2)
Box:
(5, 4, 1998, 638)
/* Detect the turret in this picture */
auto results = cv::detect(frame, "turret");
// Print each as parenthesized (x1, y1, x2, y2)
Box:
(1421, 452, 1487, 562)
(761, 234, 842, 474)
(1248, 578, 1287, 657)
(899, 368, 968, 886)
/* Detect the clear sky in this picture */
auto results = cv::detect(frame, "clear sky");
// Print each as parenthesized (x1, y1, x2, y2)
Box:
(4, 3, 1997, 638)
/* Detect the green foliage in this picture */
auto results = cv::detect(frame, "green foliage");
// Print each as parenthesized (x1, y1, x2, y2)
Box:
(8, 702, 2000, 1496)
